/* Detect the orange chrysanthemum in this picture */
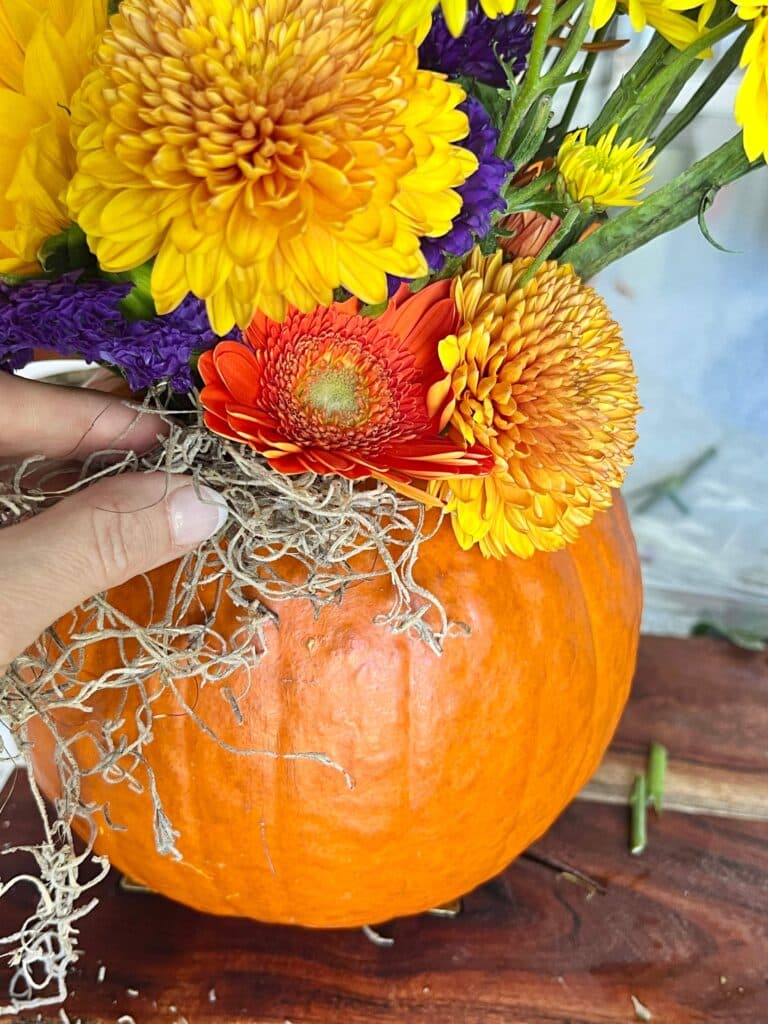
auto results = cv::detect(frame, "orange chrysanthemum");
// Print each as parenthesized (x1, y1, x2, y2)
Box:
(66, 0, 477, 333)
(430, 250, 639, 558)
(198, 281, 494, 501)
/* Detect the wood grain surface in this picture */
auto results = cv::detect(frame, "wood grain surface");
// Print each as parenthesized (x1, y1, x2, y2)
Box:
(2, 635, 767, 1024)
(584, 635, 768, 820)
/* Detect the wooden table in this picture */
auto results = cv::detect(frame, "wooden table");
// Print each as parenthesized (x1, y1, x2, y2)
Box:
(2, 636, 767, 1023)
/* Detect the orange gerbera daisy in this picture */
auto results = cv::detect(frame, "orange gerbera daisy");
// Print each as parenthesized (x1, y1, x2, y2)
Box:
(198, 282, 493, 501)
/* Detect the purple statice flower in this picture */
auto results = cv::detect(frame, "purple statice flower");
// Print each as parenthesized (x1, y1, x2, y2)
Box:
(419, 0, 532, 88)
(0, 273, 234, 392)
(421, 97, 512, 272)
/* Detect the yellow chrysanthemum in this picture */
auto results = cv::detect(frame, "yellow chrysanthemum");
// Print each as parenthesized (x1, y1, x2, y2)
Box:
(375, 0, 515, 41)
(66, 0, 478, 334)
(430, 250, 639, 559)
(591, 0, 715, 50)
(734, 1, 768, 162)
(0, 0, 106, 274)
(557, 125, 655, 208)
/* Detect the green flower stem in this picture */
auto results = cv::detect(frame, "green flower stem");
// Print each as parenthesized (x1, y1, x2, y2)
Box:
(548, 0, 597, 81)
(647, 742, 668, 814)
(560, 133, 756, 279)
(551, 0, 587, 31)
(507, 94, 554, 167)
(624, 14, 742, 129)
(653, 30, 747, 153)
(504, 166, 560, 211)
(554, 24, 610, 145)
(497, 0, 557, 157)
(630, 774, 648, 855)
(589, 33, 670, 140)
(620, 58, 699, 142)
(517, 203, 584, 284)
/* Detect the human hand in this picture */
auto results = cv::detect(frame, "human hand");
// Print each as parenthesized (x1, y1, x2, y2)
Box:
(0, 373, 228, 671)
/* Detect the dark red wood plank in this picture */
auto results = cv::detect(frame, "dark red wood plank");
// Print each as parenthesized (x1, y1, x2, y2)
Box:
(611, 636, 768, 775)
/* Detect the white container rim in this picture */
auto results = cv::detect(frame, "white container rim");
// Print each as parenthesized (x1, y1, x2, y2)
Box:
(16, 358, 96, 381)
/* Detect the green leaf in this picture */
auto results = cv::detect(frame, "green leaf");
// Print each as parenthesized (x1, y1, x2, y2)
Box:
(471, 82, 513, 134)
(37, 224, 95, 277)
(359, 300, 389, 318)
(112, 261, 157, 321)
(697, 187, 739, 254)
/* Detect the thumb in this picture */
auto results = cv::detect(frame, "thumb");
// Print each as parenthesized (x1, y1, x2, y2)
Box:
(0, 473, 228, 670)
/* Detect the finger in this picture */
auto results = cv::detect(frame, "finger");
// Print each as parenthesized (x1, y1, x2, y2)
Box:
(0, 373, 167, 460)
(0, 473, 228, 670)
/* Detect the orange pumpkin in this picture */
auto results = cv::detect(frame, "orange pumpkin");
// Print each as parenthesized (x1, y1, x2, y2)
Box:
(29, 499, 641, 926)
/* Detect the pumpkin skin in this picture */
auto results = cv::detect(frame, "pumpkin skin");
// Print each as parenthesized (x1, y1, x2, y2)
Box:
(29, 498, 641, 927)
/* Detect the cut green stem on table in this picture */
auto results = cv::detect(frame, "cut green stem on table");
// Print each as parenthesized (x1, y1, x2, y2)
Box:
(647, 742, 668, 814)
(629, 742, 671, 854)
(630, 774, 648, 856)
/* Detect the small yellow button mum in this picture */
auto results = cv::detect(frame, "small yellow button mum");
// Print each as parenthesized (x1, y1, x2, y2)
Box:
(557, 125, 655, 209)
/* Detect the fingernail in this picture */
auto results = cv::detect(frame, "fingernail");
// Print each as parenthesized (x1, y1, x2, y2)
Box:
(167, 484, 229, 546)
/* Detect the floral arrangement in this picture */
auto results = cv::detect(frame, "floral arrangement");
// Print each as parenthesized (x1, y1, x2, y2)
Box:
(0, 0, 765, 1015)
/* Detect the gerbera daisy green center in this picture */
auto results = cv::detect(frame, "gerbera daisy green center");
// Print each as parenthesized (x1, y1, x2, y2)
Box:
(302, 364, 372, 430)
(276, 324, 396, 448)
